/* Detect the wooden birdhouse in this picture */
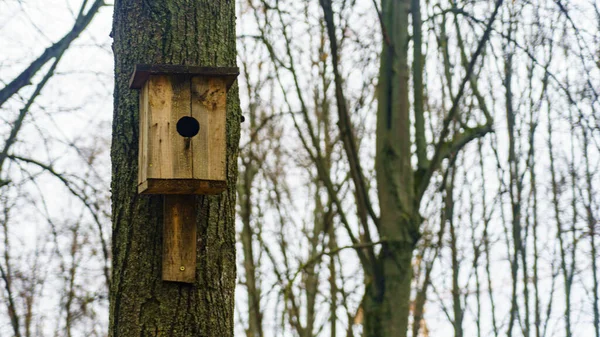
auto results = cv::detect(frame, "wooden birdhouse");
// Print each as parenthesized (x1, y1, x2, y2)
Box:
(130, 65, 238, 283)
(130, 64, 239, 195)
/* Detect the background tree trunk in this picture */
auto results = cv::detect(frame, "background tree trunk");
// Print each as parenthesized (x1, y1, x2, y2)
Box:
(366, 1, 417, 336)
(109, 0, 240, 336)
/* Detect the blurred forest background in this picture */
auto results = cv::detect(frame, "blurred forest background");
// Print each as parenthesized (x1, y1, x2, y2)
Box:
(1, 0, 600, 336)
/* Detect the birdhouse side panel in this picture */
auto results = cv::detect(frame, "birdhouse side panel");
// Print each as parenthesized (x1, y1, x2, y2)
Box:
(146, 75, 194, 181)
(138, 82, 149, 185)
(191, 77, 227, 182)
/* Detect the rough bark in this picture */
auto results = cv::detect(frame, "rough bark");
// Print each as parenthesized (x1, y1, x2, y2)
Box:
(109, 0, 240, 336)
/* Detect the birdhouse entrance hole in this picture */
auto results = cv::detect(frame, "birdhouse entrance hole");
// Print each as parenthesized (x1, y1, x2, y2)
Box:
(130, 64, 239, 284)
(176, 116, 200, 138)
(130, 64, 238, 195)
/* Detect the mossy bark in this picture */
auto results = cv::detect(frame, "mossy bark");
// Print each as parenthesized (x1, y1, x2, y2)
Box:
(109, 0, 240, 336)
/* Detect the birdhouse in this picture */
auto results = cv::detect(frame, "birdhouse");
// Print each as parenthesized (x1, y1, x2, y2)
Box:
(130, 64, 239, 195)
(130, 65, 239, 284)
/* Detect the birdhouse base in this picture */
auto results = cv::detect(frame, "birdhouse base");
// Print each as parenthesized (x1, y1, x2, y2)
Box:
(138, 179, 227, 195)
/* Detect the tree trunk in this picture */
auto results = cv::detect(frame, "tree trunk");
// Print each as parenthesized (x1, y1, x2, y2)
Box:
(364, 1, 418, 336)
(109, 0, 240, 336)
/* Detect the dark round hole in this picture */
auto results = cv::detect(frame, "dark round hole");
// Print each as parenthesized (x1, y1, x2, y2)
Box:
(176, 116, 200, 138)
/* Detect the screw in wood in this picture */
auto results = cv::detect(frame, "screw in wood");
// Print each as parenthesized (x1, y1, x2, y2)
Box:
(179, 266, 186, 271)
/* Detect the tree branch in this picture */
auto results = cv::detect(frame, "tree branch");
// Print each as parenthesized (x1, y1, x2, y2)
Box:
(319, 0, 380, 231)
(0, 0, 104, 108)
(416, 0, 503, 202)
(7, 155, 111, 288)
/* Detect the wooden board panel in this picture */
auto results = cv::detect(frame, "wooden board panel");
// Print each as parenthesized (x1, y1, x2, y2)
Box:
(191, 77, 227, 182)
(146, 75, 193, 180)
(168, 75, 193, 179)
(147, 75, 172, 179)
(138, 82, 149, 184)
(138, 179, 226, 195)
(163, 195, 197, 283)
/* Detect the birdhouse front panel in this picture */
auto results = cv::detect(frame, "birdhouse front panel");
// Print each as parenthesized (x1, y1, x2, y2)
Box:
(131, 65, 238, 195)
(191, 76, 227, 183)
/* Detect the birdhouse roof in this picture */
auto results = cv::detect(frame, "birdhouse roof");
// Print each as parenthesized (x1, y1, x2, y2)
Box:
(129, 64, 239, 89)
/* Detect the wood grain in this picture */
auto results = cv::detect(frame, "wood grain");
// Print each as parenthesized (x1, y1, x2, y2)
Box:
(147, 75, 171, 179)
(191, 77, 227, 182)
(163, 195, 196, 283)
(138, 82, 149, 184)
(146, 75, 193, 180)
(137, 74, 229, 194)
(138, 178, 226, 194)
(168, 75, 193, 179)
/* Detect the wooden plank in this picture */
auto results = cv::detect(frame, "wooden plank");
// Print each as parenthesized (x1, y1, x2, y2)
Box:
(206, 78, 227, 181)
(129, 64, 239, 90)
(168, 75, 193, 179)
(138, 179, 226, 195)
(147, 75, 193, 180)
(191, 77, 209, 180)
(163, 195, 196, 283)
(191, 77, 227, 182)
(147, 75, 171, 180)
(138, 82, 149, 185)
